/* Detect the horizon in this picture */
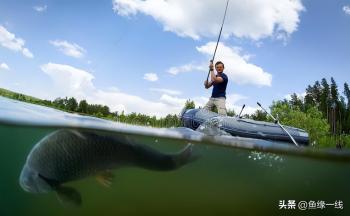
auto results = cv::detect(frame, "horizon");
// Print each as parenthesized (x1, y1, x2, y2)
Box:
(0, 0, 349, 117)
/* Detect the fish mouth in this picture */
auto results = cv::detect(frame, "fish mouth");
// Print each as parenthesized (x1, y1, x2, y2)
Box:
(19, 165, 53, 193)
(20, 179, 33, 192)
(19, 165, 37, 193)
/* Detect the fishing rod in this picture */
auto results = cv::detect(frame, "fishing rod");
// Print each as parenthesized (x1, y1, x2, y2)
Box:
(257, 102, 299, 147)
(238, 104, 245, 118)
(206, 0, 230, 82)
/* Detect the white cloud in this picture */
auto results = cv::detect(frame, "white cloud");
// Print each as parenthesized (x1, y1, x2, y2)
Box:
(343, 5, 350, 15)
(143, 73, 158, 81)
(0, 62, 10, 70)
(40, 63, 260, 117)
(169, 42, 272, 86)
(22, 48, 34, 58)
(40, 63, 181, 117)
(91, 90, 177, 117)
(0, 25, 34, 58)
(112, 0, 304, 41)
(149, 88, 182, 95)
(226, 94, 257, 115)
(226, 93, 247, 105)
(168, 63, 206, 75)
(41, 63, 95, 98)
(197, 42, 272, 86)
(107, 86, 120, 92)
(39, 63, 256, 117)
(50, 40, 86, 58)
(33, 5, 47, 12)
(160, 94, 187, 106)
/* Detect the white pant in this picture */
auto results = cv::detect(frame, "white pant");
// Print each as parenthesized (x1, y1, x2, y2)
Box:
(203, 97, 227, 115)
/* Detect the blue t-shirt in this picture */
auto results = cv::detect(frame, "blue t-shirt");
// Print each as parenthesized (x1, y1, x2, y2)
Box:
(211, 73, 228, 98)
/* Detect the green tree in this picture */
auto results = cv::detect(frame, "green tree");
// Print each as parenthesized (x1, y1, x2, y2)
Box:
(250, 109, 268, 121)
(320, 78, 330, 119)
(101, 105, 110, 116)
(304, 85, 315, 109)
(339, 96, 347, 133)
(271, 101, 329, 145)
(66, 97, 78, 111)
(78, 100, 88, 113)
(42, 100, 52, 106)
(118, 111, 126, 122)
(289, 93, 304, 110)
(344, 82, 350, 109)
(227, 109, 236, 117)
(184, 99, 195, 109)
(330, 77, 339, 105)
(329, 78, 339, 134)
(53, 97, 66, 109)
(312, 81, 322, 106)
(343, 82, 350, 133)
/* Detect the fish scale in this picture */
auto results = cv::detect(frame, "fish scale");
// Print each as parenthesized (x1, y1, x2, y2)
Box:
(28, 130, 153, 182)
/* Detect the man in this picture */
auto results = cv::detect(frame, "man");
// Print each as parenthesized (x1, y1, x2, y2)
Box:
(203, 61, 228, 115)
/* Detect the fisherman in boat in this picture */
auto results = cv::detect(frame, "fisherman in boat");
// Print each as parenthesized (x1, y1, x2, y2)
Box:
(203, 61, 228, 116)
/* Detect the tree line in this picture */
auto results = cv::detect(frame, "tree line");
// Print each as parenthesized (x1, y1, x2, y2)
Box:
(241, 78, 349, 147)
(0, 89, 180, 128)
(45, 97, 182, 128)
(287, 77, 349, 135)
(240, 78, 350, 133)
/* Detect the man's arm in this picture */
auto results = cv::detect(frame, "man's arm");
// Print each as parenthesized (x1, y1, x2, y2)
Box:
(210, 70, 224, 83)
(204, 80, 213, 89)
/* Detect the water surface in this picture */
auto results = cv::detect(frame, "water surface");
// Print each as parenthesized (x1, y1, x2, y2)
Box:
(0, 96, 349, 215)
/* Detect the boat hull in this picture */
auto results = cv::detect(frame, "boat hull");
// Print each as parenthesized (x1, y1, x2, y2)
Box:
(180, 109, 309, 146)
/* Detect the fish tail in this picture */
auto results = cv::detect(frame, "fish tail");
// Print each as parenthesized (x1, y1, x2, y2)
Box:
(173, 143, 198, 168)
(132, 143, 198, 171)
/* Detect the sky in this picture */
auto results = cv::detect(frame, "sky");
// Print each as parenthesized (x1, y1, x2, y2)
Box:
(0, 0, 349, 117)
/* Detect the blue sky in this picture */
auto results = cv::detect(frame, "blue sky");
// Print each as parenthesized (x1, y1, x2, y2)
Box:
(0, 0, 349, 117)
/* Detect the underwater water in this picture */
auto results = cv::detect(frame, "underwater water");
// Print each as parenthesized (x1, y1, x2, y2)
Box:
(0, 96, 349, 216)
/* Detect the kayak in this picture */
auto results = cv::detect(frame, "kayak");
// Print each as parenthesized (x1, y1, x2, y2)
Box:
(180, 108, 309, 146)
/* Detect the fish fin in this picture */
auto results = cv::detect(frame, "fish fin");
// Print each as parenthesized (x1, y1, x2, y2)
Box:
(55, 186, 82, 207)
(175, 144, 199, 167)
(96, 170, 114, 187)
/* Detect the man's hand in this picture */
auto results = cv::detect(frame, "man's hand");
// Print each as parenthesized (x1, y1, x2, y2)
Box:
(209, 61, 214, 71)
